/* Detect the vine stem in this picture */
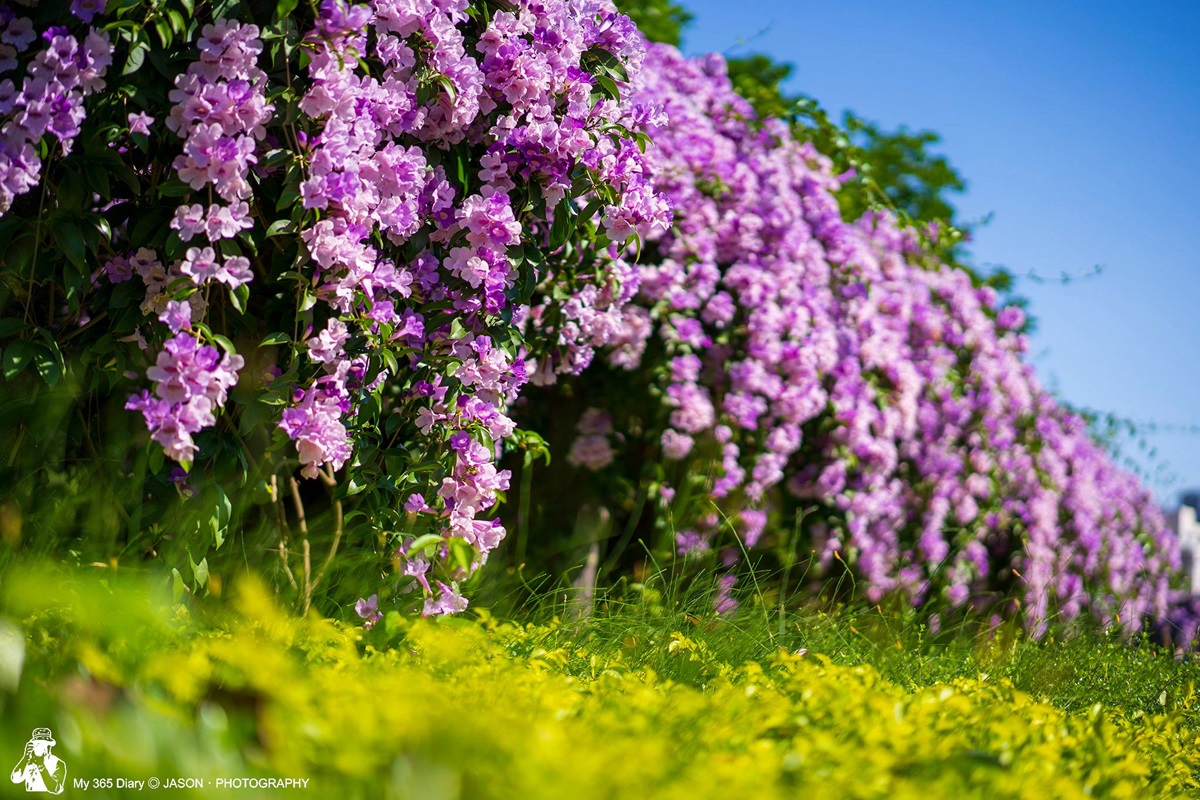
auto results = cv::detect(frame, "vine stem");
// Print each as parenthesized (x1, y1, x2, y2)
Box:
(271, 474, 298, 590)
(23, 145, 56, 323)
(288, 475, 310, 611)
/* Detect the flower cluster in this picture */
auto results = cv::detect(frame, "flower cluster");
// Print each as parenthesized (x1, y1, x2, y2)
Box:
(125, 328, 244, 465)
(556, 44, 1180, 631)
(117, 22, 273, 472)
(568, 408, 616, 471)
(283, 0, 667, 612)
(166, 19, 272, 291)
(0, 10, 111, 212)
(278, 347, 358, 480)
(103, 247, 208, 320)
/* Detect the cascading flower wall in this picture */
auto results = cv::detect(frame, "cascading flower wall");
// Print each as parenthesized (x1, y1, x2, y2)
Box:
(0, 0, 1184, 636)
(550, 44, 1178, 633)
(0, 0, 668, 616)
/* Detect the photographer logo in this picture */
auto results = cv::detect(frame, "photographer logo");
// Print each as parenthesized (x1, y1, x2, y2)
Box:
(9, 728, 66, 794)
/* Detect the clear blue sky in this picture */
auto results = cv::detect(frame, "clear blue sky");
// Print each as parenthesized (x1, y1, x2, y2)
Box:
(679, 0, 1200, 506)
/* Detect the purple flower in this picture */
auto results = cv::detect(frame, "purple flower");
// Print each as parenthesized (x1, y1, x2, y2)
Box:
(306, 319, 349, 364)
(129, 332, 242, 466)
(714, 573, 738, 616)
(103, 256, 133, 283)
(567, 434, 613, 471)
(422, 582, 468, 616)
(215, 255, 253, 289)
(158, 300, 192, 334)
(180, 247, 220, 284)
(355, 594, 383, 628)
(128, 111, 154, 135)
(660, 429, 693, 460)
(204, 202, 253, 241)
(70, 0, 105, 23)
(675, 530, 709, 557)
(170, 204, 207, 241)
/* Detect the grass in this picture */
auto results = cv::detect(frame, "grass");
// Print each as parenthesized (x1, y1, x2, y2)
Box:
(1, 563, 1199, 798)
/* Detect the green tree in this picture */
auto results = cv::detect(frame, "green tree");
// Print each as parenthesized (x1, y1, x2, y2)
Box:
(615, 0, 692, 47)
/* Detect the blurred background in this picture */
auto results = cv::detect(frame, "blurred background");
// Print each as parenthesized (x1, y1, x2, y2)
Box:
(677, 0, 1200, 508)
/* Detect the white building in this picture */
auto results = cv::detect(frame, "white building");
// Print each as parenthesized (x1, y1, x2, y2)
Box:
(1170, 494, 1200, 593)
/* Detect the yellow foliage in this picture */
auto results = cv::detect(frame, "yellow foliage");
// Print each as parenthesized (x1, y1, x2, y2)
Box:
(9, 579, 1200, 799)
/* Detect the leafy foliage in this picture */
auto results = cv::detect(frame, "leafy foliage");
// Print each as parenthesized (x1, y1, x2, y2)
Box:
(3, 572, 1200, 799)
(615, 0, 693, 47)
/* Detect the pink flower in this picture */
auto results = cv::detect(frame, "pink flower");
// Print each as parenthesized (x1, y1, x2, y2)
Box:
(567, 434, 613, 471)
(306, 319, 349, 364)
(422, 582, 468, 616)
(215, 255, 253, 289)
(127, 111, 154, 135)
(171, 204, 207, 241)
(354, 594, 383, 629)
(158, 300, 192, 334)
(660, 429, 694, 460)
(204, 201, 253, 241)
(180, 246, 220, 284)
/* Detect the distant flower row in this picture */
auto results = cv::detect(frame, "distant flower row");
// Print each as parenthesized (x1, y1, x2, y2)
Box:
(561, 45, 1176, 632)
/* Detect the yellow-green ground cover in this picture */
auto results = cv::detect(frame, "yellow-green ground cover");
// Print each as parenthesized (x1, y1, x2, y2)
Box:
(2, 573, 1199, 799)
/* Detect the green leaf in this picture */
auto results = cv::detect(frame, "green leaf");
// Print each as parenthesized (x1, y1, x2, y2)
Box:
(3, 233, 36, 272)
(210, 486, 231, 549)
(265, 219, 296, 237)
(32, 339, 64, 388)
(2, 341, 32, 381)
(259, 332, 291, 346)
(51, 220, 88, 268)
(153, 18, 172, 48)
(593, 74, 620, 102)
(454, 150, 468, 192)
(0, 319, 29, 340)
(381, 348, 399, 376)
(166, 9, 187, 34)
(435, 74, 458, 105)
(157, 179, 194, 197)
(450, 539, 474, 570)
(549, 198, 573, 250)
(171, 568, 188, 602)
(407, 533, 444, 555)
(190, 555, 209, 588)
(512, 249, 542, 306)
(123, 39, 149, 75)
(230, 283, 250, 314)
(276, 0, 300, 20)
(210, 334, 238, 356)
(276, 188, 301, 211)
(578, 198, 606, 226)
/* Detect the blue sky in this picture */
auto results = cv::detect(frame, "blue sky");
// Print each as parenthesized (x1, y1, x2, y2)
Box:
(678, 0, 1200, 506)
